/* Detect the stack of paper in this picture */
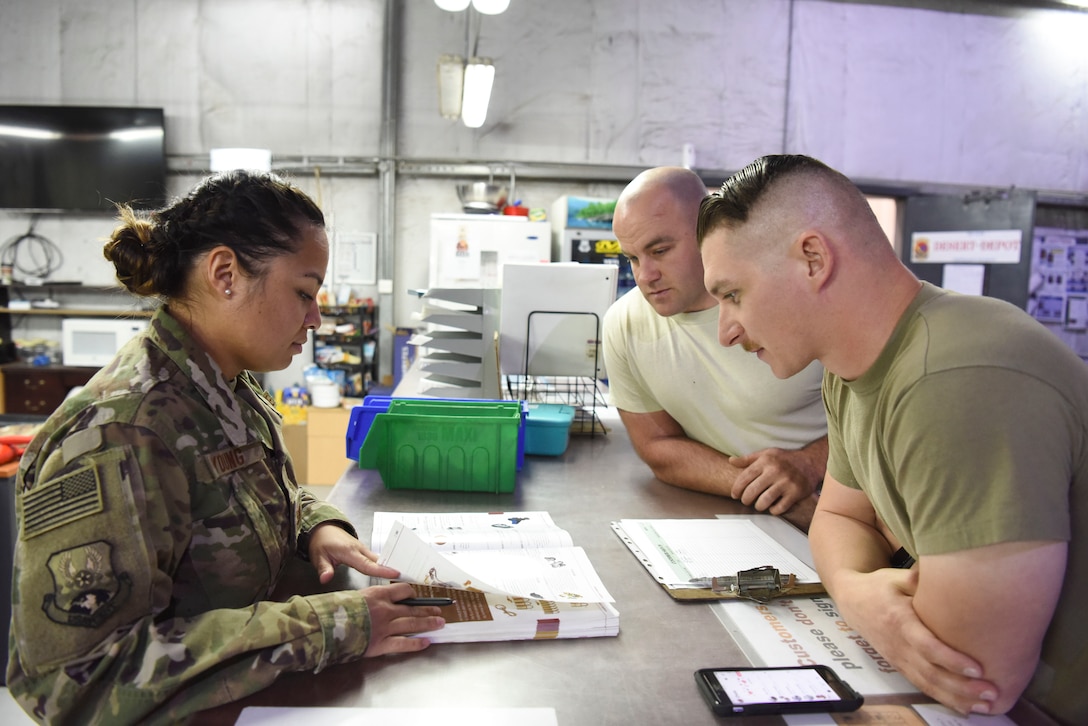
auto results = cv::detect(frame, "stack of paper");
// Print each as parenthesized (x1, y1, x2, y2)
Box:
(372, 511, 619, 643)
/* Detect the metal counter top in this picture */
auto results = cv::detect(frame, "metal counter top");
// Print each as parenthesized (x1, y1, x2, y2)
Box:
(200, 407, 753, 724)
(199, 406, 1056, 726)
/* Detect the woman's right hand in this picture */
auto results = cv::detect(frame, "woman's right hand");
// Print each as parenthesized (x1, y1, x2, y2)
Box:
(361, 582, 446, 657)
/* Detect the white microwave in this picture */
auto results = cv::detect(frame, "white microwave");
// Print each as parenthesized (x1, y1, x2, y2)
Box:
(61, 317, 149, 368)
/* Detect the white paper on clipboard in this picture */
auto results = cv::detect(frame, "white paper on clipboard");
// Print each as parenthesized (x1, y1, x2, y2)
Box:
(610, 515, 818, 590)
(333, 232, 377, 284)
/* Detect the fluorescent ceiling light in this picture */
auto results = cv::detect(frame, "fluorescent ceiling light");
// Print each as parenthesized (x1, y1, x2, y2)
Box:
(471, 0, 510, 14)
(461, 58, 495, 128)
(434, 0, 510, 13)
(209, 147, 272, 172)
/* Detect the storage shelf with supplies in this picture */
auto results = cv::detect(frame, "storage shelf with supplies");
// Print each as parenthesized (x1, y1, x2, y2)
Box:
(313, 302, 378, 397)
(1, 284, 157, 366)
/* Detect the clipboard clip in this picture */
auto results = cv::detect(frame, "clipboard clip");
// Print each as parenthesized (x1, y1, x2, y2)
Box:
(688, 565, 797, 603)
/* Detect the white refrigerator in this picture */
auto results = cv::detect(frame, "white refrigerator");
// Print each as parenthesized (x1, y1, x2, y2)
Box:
(429, 214, 552, 289)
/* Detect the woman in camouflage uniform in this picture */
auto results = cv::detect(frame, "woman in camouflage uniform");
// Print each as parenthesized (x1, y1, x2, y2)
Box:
(7, 171, 444, 724)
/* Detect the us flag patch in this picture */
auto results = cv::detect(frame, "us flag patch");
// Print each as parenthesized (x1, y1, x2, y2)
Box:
(21, 466, 104, 539)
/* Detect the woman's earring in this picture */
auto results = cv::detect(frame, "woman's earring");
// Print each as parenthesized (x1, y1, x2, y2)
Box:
(225, 289, 232, 296)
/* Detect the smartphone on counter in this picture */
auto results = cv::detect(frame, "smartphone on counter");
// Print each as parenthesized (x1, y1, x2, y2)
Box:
(695, 665, 864, 717)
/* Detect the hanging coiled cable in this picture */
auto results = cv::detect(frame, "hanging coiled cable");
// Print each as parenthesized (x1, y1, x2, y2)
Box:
(0, 216, 64, 282)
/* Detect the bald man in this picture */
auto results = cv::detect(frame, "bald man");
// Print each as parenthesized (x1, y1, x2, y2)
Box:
(601, 166, 829, 529)
(698, 154, 1085, 724)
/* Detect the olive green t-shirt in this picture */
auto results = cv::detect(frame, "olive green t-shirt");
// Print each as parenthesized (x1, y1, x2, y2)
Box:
(824, 282, 1087, 726)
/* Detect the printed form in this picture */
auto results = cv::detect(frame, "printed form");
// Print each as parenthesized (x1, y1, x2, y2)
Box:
(376, 517, 614, 603)
(371, 511, 573, 553)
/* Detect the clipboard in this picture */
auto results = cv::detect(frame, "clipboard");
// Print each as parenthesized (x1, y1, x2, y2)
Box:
(610, 515, 827, 602)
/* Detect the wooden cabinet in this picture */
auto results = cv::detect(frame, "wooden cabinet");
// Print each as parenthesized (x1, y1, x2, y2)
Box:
(0, 364, 96, 415)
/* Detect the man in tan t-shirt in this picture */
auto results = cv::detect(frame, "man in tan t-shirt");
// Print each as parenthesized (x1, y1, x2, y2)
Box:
(602, 166, 828, 529)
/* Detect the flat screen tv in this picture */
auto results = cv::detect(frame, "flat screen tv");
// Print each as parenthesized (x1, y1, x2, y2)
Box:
(0, 104, 166, 213)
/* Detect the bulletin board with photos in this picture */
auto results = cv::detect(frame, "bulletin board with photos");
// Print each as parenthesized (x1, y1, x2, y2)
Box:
(1029, 225, 1088, 360)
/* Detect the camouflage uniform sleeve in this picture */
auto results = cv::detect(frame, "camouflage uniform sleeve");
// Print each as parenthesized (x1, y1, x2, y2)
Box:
(7, 424, 373, 725)
(298, 487, 358, 540)
(295, 488, 360, 561)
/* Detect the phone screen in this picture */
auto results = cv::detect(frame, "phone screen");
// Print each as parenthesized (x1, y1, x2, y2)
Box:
(712, 668, 842, 705)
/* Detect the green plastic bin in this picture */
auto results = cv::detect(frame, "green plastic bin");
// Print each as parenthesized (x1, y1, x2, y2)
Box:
(357, 400, 522, 493)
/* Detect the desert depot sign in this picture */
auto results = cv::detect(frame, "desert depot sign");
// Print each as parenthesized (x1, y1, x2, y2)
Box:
(910, 229, 1023, 264)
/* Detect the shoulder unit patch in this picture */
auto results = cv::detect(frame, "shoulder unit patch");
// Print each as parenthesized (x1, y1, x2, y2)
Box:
(43, 540, 132, 628)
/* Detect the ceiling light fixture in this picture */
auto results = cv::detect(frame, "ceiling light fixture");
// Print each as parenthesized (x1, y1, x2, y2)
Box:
(461, 57, 495, 128)
(434, 0, 510, 14)
(209, 148, 272, 172)
(436, 1, 502, 128)
(437, 54, 466, 120)
(470, 0, 510, 14)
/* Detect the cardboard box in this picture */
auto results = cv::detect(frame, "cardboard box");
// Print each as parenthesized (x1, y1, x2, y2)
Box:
(282, 422, 308, 483)
(281, 407, 354, 487)
(305, 406, 354, 486)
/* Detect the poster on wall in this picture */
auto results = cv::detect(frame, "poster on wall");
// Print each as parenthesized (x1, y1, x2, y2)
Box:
(940, 264, 986, 295)
(333, 232, 377, 285)
(1029, 226, 1088, 360)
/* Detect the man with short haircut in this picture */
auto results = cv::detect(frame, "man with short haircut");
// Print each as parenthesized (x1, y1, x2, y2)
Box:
(698, 154, 1085, 724)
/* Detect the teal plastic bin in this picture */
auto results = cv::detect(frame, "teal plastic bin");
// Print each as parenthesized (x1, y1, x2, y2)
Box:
(357, 400, 522, 493)
(524, 403, 576, 456)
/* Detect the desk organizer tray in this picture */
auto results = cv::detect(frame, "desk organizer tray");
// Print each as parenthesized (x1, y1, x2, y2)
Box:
(347, 395, 527, 470)
(356, 399, 522, 493)
(523, 403, 575, 456)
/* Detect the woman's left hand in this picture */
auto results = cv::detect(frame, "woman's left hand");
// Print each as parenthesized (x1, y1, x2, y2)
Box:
(307, 523, 400, 584)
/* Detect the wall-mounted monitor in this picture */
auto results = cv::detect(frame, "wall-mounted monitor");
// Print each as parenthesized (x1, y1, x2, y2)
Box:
(0, 104, 167, 213)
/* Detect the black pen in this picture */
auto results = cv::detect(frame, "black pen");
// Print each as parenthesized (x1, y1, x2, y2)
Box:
(397, 597, 455, 607)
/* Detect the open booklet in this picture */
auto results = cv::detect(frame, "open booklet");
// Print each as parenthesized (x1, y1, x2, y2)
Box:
(371, 511, 619, 643)
(611, 515, 826, 601)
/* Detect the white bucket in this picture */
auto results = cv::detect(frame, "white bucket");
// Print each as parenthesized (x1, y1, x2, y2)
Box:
(310, 380, 341, 408)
